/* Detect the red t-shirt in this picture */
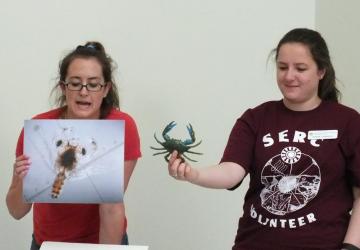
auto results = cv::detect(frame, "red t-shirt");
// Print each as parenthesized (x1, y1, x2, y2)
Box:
(16, 107, 141, 245)
(221, 100, 360, 250)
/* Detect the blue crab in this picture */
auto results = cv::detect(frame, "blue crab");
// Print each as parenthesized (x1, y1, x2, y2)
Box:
(150, 121, 202, 162)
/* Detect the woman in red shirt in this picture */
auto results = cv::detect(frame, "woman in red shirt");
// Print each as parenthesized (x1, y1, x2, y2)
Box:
(6, 42, 141, 249)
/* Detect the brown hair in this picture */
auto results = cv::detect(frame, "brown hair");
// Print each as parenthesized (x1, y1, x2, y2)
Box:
(52, 41, 119, 118)
(275, 28, 340, 102)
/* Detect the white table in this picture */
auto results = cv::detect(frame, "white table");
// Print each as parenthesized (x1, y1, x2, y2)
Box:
(40, 241, 149, 250)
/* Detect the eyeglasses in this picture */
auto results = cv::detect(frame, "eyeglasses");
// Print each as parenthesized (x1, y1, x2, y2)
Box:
(62, 81, 106, 92)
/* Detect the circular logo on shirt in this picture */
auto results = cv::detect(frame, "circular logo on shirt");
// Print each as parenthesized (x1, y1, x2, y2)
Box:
(260, 146, 321, 216)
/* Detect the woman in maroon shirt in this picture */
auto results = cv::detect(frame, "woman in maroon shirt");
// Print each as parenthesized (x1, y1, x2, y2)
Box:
(168, 28, 360, 250)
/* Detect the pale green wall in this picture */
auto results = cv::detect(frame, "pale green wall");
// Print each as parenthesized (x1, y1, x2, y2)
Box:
(0, 1, 315, 250)
(316, 0, 360, 111)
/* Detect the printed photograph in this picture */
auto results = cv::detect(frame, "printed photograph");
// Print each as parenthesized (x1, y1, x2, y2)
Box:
(23, 119, 124, 203)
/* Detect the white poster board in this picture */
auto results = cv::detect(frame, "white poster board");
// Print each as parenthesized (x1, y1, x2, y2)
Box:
(23, 119, 124, 203)
(40, 241, 149, 250)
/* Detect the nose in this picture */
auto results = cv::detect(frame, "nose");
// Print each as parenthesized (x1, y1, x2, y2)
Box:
(284, 68, 295, 82)
(79, 84, 89, 95)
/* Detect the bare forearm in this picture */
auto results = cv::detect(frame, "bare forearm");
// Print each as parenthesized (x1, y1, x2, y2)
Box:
(190, 162, 246, 189)
(343, 187, 360, 247)
(168, 151, 246, 189)
(98, 160, 136, 244)
(6, 176, 31, 219)
(99, 203, 125, 244)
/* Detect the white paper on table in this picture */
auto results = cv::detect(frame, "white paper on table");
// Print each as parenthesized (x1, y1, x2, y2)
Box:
(23, 119, 124, 203)
(40, 241, 149, 250)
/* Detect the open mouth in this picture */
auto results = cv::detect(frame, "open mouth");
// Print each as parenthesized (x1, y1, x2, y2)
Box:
(76, 101, 91, 109)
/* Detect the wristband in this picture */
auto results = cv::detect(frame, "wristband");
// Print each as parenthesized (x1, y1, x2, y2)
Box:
(342, 243, 360, 250)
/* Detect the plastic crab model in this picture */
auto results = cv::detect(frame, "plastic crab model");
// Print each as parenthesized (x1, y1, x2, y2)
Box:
(150, 121, 202, 162)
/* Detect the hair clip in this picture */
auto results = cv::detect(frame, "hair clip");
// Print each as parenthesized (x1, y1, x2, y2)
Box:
(75, 44, 97, 51)
(85, 44, 97, 50)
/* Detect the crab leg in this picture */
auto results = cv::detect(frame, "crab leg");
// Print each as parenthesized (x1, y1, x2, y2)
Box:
(164, 153, 171, 162)
(153, 133, 164, 144)
(188, 140, 202, 148)
(150, 146, 166, 150)
(182, 153, 197, 162)
(186, 150, 203, 155)
(153, 151, 169, 156)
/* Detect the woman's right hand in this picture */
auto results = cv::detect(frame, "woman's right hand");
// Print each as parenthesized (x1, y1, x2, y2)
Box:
(168, 151, 198, 183)
(13, 155, 31, 180)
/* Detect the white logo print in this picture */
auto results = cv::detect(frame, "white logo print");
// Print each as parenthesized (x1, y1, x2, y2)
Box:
(260, 147, 321, 216)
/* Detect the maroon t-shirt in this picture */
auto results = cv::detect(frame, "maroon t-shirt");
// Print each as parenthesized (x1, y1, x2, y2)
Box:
(221, 100, 360, 250)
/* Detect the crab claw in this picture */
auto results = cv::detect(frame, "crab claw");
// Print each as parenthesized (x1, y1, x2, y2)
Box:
(183, 123, 195, 145)
(162, 121, 176, 140)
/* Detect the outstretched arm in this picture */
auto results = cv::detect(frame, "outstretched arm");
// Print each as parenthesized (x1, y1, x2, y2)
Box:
(342, 187, 360, 248)
(168, 151, 246, 189)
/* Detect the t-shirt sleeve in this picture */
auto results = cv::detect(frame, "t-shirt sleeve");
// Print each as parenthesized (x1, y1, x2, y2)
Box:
(342, 112, 360, 187)
(220, 109, 256, 174)
(15, 129, 24, 157)
(123, 115, 142, 161)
